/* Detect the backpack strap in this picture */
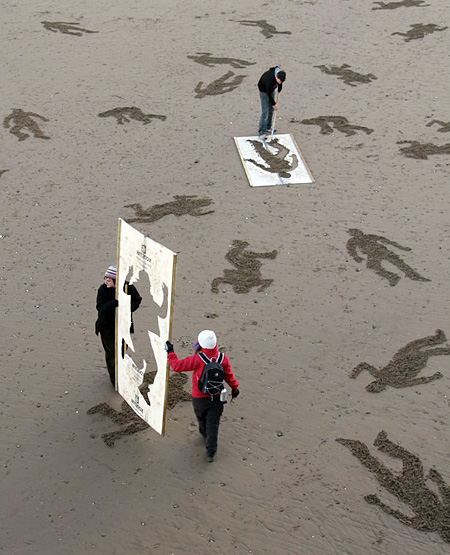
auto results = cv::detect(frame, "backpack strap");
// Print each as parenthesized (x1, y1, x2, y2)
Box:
(197, 352, 224, 364)
(197, 352, 210, 364)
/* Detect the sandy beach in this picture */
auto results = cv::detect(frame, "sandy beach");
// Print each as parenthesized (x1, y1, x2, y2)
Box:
(2, 0, 450, 553)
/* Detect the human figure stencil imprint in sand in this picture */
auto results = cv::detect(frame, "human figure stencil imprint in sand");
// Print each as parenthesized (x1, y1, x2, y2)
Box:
(372, 0, 430, 10)
(125, 195, 214, 223)
(299, 116, 374, 137)
(398, 140, 450, 159)
(392, 23, 448, 41)
(3, 109, 50, 141)
(314, 64, 377, 87)
(336, 431, 450, 543)
(98, 107, 167, 125)
(246, 138, 299, 178)
(346, 228, 430, 286)
(41, 21, 98, 36)
(87, 372, 190, 447)
(211, 240, 278, 294)
(194, 71, 246, 98)
(236, 20, 291, 39)
(187, 53, 255, 69)
(351, 329, 449, 392)
(426, 120, 450, 133)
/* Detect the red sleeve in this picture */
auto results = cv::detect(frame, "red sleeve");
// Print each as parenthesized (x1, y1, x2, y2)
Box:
(167, 352, 201, 373)
(222, 355, 239, 390)
(168, 351, 239, 392)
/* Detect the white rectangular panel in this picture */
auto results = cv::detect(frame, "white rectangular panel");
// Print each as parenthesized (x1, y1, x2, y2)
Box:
(116, 219, 176, 436)
(234, 134, 314, 187)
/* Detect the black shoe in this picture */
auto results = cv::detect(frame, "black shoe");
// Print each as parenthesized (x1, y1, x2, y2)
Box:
(206, 454, 215, 462)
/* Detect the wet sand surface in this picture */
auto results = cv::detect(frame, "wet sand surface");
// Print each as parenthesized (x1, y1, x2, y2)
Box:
(2, 1, 449, 553)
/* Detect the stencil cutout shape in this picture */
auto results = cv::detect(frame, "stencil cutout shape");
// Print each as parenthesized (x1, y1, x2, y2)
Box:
(234, 134, 314, 187)
(116, 219, 176, 436)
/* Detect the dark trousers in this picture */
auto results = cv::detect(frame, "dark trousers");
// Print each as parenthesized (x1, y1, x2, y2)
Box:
(100, 327, 115, 386)
(192, 396, 224, 457)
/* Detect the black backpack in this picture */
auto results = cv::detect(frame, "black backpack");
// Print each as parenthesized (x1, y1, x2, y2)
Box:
(197, 352, 224, 396)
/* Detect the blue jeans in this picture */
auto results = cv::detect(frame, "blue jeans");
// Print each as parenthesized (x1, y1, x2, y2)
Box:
(258, 90, 274, 136)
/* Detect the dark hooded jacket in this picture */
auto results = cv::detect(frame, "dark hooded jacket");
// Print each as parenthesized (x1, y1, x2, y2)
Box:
(95, 281, 142, 335)
(257, 66, 283, 105)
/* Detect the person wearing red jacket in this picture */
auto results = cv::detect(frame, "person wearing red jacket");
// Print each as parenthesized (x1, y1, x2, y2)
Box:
(165, 330, 239, 462)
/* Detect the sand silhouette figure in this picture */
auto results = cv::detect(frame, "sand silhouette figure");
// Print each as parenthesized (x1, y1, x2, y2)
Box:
(300, 115, 374, 136)
(41, 21, 98, 36)
(337, 431, 450, 543)
(87, 371, 190, 447)
(351, 329, 449, 392)
(187, 52, 255, 68)
(392, 23, 448, 41)
(3, 108, 50, 141)
(98, 107, 167, 125)
(315, 64, 377, 86)
(236, 19, 291, 39)
(194, 71, 246, 98)
(346, 228, 430, 286)
(211, 239, 278, 294)
(426, 120, 450, 133)
(397, 140, 450, 159)
(246, 138, 299, 178)
(125, 195, 214, 223)
(372, 0, 430, 10)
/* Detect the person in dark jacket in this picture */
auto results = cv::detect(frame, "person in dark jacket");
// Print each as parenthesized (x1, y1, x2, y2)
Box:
(95, 265, 142, 387)
(257, 65, 286, 139)
(165, 330, 240, 462)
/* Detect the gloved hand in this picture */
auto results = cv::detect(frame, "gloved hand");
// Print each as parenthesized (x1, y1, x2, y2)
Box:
(165, 341, 174, 353)
(231, 388, 240, 399)
(193, 341, 201, 353)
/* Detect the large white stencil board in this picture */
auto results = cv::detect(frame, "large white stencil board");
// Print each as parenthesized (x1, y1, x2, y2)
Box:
(234, 133, 314, 187)
(116, 218, 176, 436)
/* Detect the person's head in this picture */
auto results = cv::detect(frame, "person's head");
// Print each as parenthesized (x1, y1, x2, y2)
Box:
(276, 71, 286, 84)
(104, 265, 116, 288)
(197, 330, 217, 350)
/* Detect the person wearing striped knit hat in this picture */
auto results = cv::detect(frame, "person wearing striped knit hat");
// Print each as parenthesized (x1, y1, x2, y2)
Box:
(95, 265, 142, 387)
